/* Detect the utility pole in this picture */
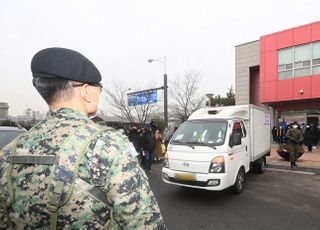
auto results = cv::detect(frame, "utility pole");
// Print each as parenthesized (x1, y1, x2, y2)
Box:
(148, 56, 168, 128)
(163, 73, 168, 128)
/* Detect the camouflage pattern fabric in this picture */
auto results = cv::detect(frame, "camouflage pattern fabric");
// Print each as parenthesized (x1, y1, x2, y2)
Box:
(286, 128, 304, 163)
(0, 108, 166, 229)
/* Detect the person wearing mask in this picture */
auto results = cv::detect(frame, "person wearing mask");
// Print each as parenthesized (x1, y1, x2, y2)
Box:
(286, 122, 304, 168)
(0, 48, 165, 229)
(304, 124, 314, 152)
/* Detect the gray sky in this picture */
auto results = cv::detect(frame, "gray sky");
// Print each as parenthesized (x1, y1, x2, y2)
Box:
(0, 0, 319, 115)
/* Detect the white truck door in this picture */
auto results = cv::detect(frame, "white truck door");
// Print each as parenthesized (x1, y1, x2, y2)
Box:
(228, 121, 247, 184)
(240, 120, 250, 172)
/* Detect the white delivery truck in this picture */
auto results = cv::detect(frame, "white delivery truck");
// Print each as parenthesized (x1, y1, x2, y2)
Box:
(162, 104, 271, 194)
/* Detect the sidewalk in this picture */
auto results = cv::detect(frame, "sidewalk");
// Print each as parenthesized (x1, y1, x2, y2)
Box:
(266, 143, 320, 173)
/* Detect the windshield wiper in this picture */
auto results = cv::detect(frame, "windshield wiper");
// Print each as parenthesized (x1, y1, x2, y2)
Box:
(185, 142, 217, 150)
(171, 140, 195, 149)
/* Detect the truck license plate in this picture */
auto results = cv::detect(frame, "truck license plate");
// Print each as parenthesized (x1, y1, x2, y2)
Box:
(175, 173, 196, 181)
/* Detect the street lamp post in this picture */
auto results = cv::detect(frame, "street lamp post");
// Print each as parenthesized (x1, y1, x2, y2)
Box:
(148, 56, 168, 129)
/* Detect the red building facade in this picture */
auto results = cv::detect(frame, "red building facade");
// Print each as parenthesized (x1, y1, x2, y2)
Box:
(259, 21, 320, 113)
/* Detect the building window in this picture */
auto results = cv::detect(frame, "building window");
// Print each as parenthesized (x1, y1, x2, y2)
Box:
(277, 41, 320, 80)
(313, 42, 320, 75)
(278, 47, 293, 80)
(294, 43, 311, 77)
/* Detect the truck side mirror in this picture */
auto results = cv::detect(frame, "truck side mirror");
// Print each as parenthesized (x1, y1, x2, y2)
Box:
(229, 132, 242, 147)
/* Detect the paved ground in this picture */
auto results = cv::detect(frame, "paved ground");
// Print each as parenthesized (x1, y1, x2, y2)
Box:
(148, 164, 320, 230)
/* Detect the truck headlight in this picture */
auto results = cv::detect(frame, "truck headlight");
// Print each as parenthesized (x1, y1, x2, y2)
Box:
(209, 156, 225, 173)
(163, 153, 170, 168)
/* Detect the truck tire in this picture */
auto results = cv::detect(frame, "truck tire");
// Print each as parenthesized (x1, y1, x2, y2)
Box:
(232, 168, 245, 194)
(253, 157, 265, 174)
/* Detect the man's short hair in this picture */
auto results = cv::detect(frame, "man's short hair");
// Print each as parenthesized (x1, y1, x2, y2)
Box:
(32, 77, 74, 105)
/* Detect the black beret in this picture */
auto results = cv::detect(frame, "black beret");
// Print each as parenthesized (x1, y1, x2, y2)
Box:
(31, 47, 101, 84)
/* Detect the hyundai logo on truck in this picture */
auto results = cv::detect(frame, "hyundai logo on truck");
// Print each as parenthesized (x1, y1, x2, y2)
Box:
(183, 162, 190, 167)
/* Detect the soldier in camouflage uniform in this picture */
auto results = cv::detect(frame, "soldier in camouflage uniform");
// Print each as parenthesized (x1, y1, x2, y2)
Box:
(0, 48, 166, 229)
(286, 123, 303, 168)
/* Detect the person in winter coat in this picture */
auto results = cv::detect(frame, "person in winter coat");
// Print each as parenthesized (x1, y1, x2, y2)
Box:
(286, 123, 304, 168)
(154, 129, 163, 162)
(128, 126, 142, 160)
(272, 126, 279, 143)
(312, 124, 319, 148)
(304, 124, 314, 152)
(142, 129, 156, 173)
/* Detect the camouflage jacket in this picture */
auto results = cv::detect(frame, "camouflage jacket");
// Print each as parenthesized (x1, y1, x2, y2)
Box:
(286, 128, 303, 145)
(0, 108, 166, 229)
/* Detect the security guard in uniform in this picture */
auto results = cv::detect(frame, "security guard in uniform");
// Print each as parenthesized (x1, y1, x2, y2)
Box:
(0, 48, 166, 229)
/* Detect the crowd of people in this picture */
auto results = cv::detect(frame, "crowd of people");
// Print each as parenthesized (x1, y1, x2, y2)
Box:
(125, 120, 177, 173)
(272, 122, 319, 151)
(272, 121, 319, 168)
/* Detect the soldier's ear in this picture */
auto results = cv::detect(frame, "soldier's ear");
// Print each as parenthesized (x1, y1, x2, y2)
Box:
(80, 84, 91, 103)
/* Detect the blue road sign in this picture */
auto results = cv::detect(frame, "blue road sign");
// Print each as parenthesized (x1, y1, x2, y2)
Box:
(128, 90, 157, 106)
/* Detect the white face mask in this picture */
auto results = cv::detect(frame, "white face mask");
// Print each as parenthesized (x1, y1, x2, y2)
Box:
(293, 125, 298, 129)
(89, 98, 103, 118)
(88, 88, 106, 119)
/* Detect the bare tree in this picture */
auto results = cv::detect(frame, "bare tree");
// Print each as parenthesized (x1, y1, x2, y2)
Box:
(105, 82, 135, 123)
(106, 81, 159, 126)
(169, 70, 205, 123)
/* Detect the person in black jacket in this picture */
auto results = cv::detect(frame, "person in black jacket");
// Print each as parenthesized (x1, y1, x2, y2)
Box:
(142, 128, 156, 173)
(304, 124, 314, 152)
(128, 126, 142, 160)
(150, 119, 158, 133)
(312, 124, 319, 148)
(272, 126, 279, 143)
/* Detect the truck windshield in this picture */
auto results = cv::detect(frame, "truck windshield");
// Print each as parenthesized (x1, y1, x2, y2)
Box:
(171, 120, 227, 146)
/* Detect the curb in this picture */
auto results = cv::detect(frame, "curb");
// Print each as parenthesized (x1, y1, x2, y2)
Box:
(266, 163, 320, 175)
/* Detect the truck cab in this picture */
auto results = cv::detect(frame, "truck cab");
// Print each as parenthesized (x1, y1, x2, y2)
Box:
(162, 105, 270, 193)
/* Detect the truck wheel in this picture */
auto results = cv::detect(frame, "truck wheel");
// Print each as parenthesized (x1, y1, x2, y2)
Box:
(253, 157, 265, 174)
(232, 168, 245, 194)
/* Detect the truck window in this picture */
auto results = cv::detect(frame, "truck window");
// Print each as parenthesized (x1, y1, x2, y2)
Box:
(240, 121, 247, 137)
(232, 122, 244, 138)
(171, 120, 228, 146)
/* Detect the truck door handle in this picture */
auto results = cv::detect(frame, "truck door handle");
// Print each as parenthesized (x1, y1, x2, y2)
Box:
(245, 145, 247, 151)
